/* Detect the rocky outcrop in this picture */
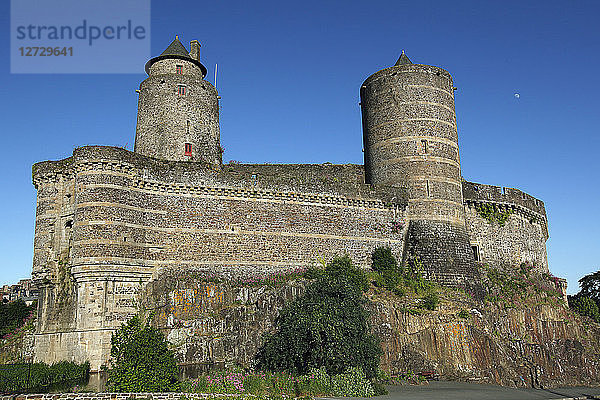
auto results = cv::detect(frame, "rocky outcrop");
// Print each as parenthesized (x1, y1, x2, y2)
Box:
(138, 269, 600, 388)
(371, 288, 600, 387)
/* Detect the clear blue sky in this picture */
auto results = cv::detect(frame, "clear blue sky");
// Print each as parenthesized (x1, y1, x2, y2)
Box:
(1, 0, 598, 294)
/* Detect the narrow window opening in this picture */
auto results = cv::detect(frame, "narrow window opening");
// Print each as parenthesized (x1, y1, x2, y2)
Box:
(472, 245, 481, 261)
(176, 65, 183, 75)
(421, 139, 428, 154)
(65, 220, 73, 229)
(426, 180, 431, 197)
(184, 143, 192, 156)
(186, 120, 190, 134)
(178, 85, 186, 96)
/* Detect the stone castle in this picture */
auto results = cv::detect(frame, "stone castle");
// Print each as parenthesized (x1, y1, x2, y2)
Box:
(31, 38, 551, 371)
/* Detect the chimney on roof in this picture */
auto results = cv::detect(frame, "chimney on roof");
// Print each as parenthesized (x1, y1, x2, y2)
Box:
(190, 40, 201, 62)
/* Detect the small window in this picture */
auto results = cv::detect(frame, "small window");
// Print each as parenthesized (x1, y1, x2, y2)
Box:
(184, 143, 192, 156)
(421, 139, 428, 154)
(472, 245, 480, 261)
(176, 65, 183, 74)
(426, 180, 431, 197)
(178, 85, 186, 96)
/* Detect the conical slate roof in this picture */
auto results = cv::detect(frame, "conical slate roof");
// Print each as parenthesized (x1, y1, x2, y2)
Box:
(395, 50, 412, 66)
(160, 37, 193, 58)
(144, 36, 207, 77)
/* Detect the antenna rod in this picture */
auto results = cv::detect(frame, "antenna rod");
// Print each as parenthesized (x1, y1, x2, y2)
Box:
(214, 63, 218, 90)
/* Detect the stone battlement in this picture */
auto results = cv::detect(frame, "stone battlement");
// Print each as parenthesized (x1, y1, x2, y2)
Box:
(462, 181, 548, 239)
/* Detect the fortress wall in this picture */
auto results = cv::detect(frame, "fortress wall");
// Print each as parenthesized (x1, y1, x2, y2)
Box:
(32, 160, 78, 335)
(71, 158, 407, 273)
(462, 181, 549, 272)
(31, 146, 408, 370)
(462, 181, 548, 236)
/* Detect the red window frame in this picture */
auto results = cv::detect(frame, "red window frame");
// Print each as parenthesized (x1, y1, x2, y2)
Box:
(184, 143, 192, 156)
(178, 85, 186, 96)
(176, 65, 183, 74)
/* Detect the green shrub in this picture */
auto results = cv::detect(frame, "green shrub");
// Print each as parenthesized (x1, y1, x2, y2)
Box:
(323, 255, 369, 292)
(371, 247, 398, 273)
(420, 290, 439, 311)
(106, 315, 179, 392)
(303, 266, 324, 280)
(255, 256, 381, 379)
(570, 296, 600, 322)
(0, 361, 89, 393)
(457, 310, 470, 319)
(330, 367, 375, 397)
(402, 258, 435, 295)
(371, 247, 402, 290)
(300, 367, 332, 395)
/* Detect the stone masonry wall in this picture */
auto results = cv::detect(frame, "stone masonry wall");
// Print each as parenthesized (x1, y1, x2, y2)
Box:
(462, 181, 549, 272)
(31, 146, 408, 371)
(135, 58, 221, 165)
(30, 146, 553, 373)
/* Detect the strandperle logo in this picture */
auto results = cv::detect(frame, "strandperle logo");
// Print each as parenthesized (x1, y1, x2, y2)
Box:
(11, 0, 150, 73)
(15, 20, 147, 46)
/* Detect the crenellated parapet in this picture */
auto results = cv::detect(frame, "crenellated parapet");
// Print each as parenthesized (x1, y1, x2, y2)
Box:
(462, 181, 548, 239)
(462, 181, 549, 272)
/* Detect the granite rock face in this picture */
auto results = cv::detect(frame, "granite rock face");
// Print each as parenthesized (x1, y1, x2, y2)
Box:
(372, 292, 600, 387)
(140, 273, 599, 387)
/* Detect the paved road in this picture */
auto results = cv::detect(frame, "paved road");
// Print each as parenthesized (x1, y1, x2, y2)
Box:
(324, 381, 600, 400)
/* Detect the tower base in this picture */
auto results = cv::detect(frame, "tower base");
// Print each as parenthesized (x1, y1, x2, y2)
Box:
(404, 220, 480, 291)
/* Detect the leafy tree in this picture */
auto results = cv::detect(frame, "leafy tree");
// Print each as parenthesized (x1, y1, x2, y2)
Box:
(569, 296, 600, 322)
(106, 315, 179, 392)
(578, 270, 600, 305)
(256, 256, 381, 378)
(0, 300, 35, 337)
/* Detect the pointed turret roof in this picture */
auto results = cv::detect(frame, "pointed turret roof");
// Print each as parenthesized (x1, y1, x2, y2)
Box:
(395, 50, 412, 66)
(160, 37, 193, 58)
(144, 36, 207, 77)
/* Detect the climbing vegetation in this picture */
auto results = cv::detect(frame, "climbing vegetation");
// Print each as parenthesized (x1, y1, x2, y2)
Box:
(475, 203, 513, 226)
(369, 248, 439, 310)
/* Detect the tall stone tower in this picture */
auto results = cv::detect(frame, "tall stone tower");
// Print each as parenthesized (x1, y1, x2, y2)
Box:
(360, 52, 475, 285)
(135, 37, 222, 165)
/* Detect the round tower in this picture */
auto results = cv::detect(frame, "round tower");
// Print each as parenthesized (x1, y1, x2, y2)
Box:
(134, 37, 221, 165)
(360, 52, 475, 285)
